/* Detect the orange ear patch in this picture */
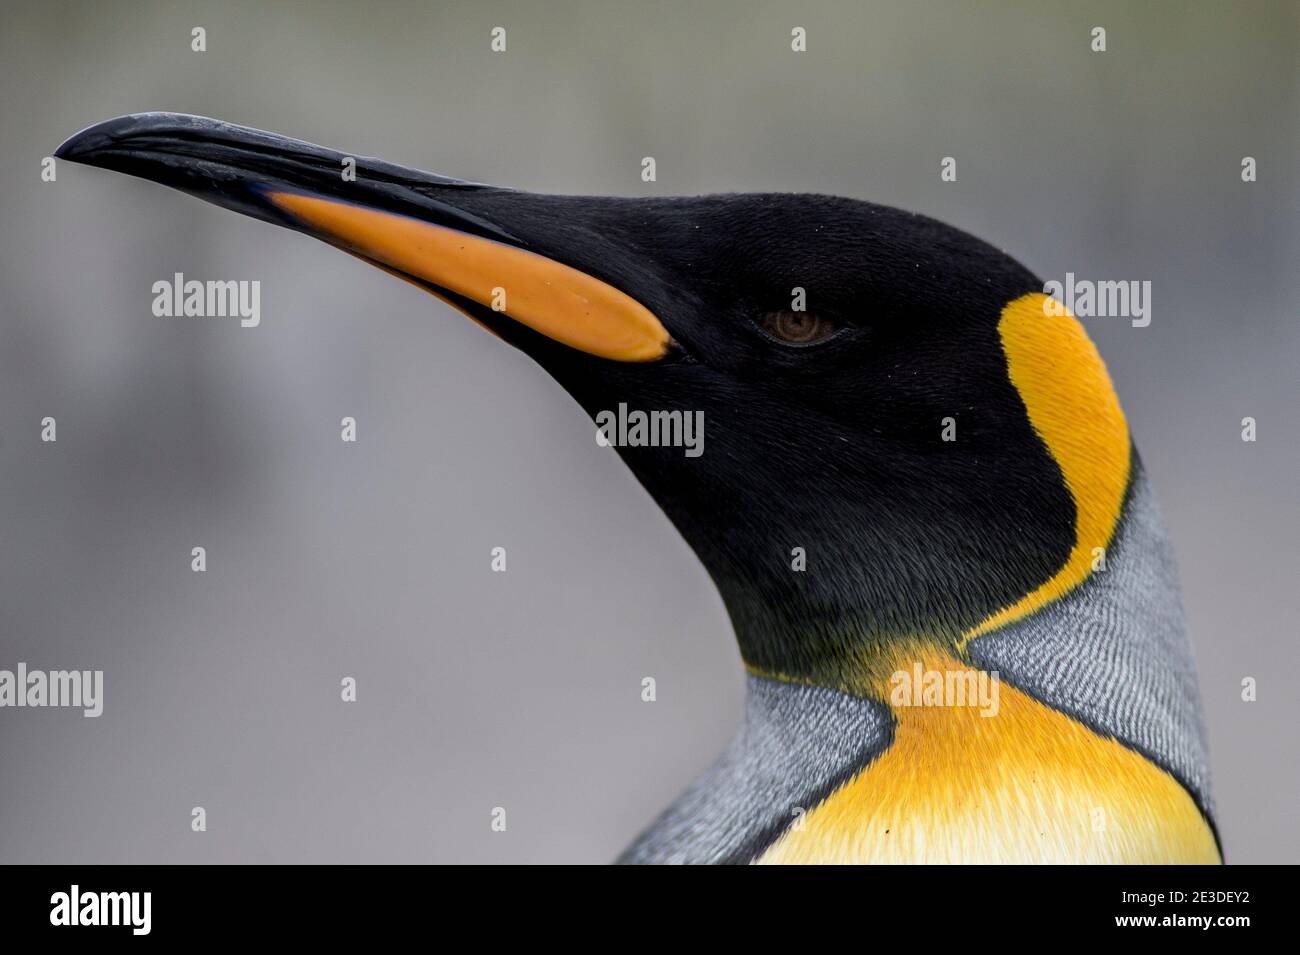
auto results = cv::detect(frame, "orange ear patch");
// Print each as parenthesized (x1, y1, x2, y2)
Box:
(959, 292, 1130, 647)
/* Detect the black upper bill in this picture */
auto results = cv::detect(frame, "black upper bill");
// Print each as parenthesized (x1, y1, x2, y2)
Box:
(55, 112, 522, 245)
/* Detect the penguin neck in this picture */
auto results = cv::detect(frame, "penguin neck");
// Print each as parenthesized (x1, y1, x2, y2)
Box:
(622, 463, 1219, 863)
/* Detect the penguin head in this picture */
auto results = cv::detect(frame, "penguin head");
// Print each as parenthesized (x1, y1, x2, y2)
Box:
(57, 114, 1129, 687)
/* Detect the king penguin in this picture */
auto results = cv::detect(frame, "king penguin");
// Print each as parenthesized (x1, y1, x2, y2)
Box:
(56, 114, 1220, 864)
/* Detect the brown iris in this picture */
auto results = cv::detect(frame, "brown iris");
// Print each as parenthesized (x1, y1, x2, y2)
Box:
(758, 310, 838, 345)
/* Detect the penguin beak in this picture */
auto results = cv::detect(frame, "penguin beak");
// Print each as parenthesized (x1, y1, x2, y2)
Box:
(55, 113, 671, 363)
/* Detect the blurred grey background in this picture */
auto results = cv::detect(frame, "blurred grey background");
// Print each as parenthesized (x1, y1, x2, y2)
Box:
(1, 0, 1296, 864)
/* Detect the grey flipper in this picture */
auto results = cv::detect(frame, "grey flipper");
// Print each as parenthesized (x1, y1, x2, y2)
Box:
(616, 676, 892, 864)
(967, 460, 1215, 820)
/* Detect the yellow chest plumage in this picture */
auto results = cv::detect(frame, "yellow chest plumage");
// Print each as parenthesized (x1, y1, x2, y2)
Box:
(757, 653, 1220, 864)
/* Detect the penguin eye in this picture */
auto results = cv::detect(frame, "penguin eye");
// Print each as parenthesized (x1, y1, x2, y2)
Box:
(757, 310, 839, 345)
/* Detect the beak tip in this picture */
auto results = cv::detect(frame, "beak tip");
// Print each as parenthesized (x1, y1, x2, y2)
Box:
(54, 127, 99, 162)
(55, 112, 211, 164)
(55, 114, 137, 164)
(55, 131, 97, 163)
